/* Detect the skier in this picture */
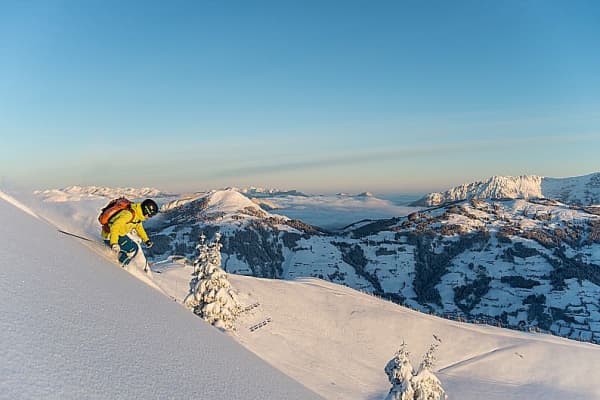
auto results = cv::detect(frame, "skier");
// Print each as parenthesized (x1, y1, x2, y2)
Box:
(100, 198, 158, 266)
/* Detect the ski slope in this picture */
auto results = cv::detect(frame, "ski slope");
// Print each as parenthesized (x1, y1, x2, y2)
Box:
(0, 193, 321, 399)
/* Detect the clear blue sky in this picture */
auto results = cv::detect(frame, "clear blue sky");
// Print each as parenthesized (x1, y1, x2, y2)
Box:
(1, 0, 599, 194)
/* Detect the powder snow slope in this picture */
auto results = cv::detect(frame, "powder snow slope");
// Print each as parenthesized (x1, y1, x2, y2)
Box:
(153, 269, 600, 400)
(0, 194, 321, 399)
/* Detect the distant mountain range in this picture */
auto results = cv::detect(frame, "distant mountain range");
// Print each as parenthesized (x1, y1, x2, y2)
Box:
(412, 173, 600, 206)
(34, 185, 171, 201)
(232, 186, 308, 198)
(146, 187, 600, 345)
(33, 174, 600, 345)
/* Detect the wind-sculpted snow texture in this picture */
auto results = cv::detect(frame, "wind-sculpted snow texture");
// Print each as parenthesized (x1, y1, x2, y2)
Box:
(413, 172, 600, 206)
(146, 190, 600, 345)
(0, 195, 321, 399)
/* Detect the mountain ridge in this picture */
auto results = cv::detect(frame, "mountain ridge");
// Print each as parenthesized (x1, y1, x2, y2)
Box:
(412, 172, 600, 206)
(145, 190, 600, 345)
(34, 185, 171, 201)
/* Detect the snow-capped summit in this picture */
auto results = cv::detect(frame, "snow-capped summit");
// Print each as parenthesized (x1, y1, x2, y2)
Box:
(159, 192, 207, 212)
(413, 172, 600, 206)
(206, 189, 265, 214)
(158, 189, 281, 226)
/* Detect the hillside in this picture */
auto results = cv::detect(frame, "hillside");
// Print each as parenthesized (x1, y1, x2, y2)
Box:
(0, 192, 321, 399)
(27, 186, 600, 345)
(131, 239, 600, 400)
(412, 173, 600, 206)
(136, 190, 600, 345)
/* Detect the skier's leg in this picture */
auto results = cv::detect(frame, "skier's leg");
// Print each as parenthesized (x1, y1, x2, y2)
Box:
(118, 235, 139, 266)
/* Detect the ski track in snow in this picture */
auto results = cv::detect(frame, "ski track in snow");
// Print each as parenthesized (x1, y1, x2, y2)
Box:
(437, 344, 521, 373)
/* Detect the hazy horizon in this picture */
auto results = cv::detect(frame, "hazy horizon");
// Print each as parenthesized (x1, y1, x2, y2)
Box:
(2, 166, 599, 200)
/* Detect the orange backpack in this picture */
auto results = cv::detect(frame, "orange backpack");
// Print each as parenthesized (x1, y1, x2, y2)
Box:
(98, 197, 135, 226)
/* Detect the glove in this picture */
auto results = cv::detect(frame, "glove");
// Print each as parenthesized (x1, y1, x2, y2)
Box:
(111, 244, 121, 254)
(144, 240, 153, 249)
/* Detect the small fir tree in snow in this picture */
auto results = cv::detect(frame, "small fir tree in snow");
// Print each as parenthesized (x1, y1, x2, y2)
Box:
(184, 233, 241, 330)
(384, 339, 447, 400)
(412, 342, 447, 400)
(184, 233, 207, 309)
(384, 342, 415, 400)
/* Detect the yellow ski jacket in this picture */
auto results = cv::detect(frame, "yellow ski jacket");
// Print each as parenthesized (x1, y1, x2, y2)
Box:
(101, 202, 150, 245)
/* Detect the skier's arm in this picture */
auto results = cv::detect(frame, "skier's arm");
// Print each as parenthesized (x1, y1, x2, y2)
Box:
(135, 223, 150, 243)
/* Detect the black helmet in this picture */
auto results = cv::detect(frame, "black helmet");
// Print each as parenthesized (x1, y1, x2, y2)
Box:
(141, 199, 158, 217)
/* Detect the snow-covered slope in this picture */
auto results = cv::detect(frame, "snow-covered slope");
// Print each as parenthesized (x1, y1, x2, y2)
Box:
(153, 267, 600, 400)
(0, 190, 41, 219)
(0, 193, 321, 399)
(7, 189, 600, 399)
(160, 192, 208, 212)
(413, 173, 600, 206)
(206, 189, 266, 214)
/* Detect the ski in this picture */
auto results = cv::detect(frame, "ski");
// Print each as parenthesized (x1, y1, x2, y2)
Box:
(57, 229, 99, 243)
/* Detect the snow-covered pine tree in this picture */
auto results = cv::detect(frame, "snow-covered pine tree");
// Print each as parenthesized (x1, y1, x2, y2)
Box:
(184, 233, 241, 330)
(412, 342, 447, 400)
(384, 339, 447, 400)
(183, 233, 208, 309)
(384, 342, 415, 400)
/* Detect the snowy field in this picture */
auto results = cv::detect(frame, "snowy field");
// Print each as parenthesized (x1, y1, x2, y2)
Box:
(2, 189, 600, 399)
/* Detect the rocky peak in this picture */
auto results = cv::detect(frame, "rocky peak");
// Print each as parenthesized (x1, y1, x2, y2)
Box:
(413, 173, 599, 206)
